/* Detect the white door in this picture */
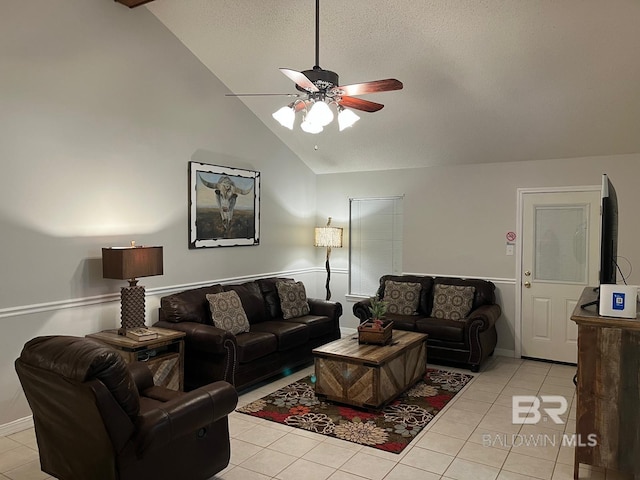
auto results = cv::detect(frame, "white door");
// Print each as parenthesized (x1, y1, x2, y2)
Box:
(520, 190, 600, 363)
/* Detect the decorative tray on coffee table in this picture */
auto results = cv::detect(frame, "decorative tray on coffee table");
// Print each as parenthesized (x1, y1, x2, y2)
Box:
(357, 320, 393, 345)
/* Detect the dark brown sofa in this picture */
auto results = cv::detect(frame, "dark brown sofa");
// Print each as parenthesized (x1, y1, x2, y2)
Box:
(353, 275, 501, 372)
(15, 336, 237, 480)
(155, 277, 342, 391)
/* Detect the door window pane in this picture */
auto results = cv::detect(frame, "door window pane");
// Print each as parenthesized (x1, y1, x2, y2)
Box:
(534, 205, 588, 283)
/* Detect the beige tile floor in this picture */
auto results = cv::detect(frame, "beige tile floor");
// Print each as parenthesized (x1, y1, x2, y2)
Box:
(0, 355, 635, 480)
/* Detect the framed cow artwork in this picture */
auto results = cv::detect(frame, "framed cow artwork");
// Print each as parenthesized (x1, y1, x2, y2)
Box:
(188, 162, 260, 248)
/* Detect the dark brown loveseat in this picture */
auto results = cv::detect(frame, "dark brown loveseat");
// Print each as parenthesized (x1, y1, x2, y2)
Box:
(155, 277, 342, 391)
(353, 275, 501, 372)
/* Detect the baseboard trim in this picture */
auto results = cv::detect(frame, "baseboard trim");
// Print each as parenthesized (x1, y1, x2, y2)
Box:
(0, 416, 33, 437)
(493, 348, 516, 358)
(340, 326, 357, 336)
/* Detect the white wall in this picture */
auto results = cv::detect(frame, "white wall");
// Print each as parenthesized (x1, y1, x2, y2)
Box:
(0, 0, 320, 429)
(317, 154, 640, 357)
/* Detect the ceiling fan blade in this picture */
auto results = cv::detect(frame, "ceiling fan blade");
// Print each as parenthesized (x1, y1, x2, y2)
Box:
(339, 96, 384, 113)
(280, 68, 319, 92)
(332, 79, 403, 97)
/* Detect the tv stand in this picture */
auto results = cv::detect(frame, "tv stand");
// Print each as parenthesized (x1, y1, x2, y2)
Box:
(571, 287, 640, 479)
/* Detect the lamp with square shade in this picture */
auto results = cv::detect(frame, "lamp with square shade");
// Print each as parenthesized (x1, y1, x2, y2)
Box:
(102, 242, 163, 335)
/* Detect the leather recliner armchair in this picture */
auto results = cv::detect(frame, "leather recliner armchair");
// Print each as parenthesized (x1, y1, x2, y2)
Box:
(15, 336, 238, 480)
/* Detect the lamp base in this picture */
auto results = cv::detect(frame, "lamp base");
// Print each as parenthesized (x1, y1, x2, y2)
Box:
(118, 285, 146, 335)
(324, 256, 332, 301)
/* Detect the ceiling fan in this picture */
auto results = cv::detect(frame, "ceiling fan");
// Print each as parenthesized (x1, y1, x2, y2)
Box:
(226, 0, 403, 133)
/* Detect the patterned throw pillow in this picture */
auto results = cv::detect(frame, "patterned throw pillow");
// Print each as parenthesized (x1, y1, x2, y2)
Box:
(206, 290, 250, 335)
(430, 284, 476, 320)
(383, 280, 421, 315)
(276, 281, 311, 319)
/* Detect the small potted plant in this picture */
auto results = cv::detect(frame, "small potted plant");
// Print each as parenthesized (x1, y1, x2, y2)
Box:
(358, 296, 393, 344)
(368, 296, 388, 330)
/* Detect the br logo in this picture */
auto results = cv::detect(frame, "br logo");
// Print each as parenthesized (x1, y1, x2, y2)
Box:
(512, 395, 568, 424)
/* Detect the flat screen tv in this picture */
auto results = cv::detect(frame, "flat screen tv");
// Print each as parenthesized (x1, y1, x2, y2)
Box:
(580, 174, 618, 309)
(599, 173, 618, 285)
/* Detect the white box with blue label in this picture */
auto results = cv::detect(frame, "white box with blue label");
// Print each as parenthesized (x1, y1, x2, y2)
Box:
(598, 284, 639, 318)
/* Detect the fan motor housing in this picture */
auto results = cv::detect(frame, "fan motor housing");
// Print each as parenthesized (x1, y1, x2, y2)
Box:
(297, 68, 339, 92)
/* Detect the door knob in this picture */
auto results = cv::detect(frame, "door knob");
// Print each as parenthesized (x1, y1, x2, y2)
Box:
(524, 281, 531, 288)
(524, 270, 531, 276)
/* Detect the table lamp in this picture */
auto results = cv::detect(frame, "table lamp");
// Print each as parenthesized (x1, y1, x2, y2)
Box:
(314, 217, 343, 301)
(102, 242, 163, 335)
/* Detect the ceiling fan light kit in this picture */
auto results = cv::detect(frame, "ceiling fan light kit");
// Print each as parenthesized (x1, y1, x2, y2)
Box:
(301, 119, 324, 134)
(272, 95, 359, 134)
(306, 99, 334, 127)
(272, 105, 297, 130)
(232, 0, 403, 135)
(337, 107, 360, 131)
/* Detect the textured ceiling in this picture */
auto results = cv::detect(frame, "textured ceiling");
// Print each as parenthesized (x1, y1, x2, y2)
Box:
(147, 0, 640, 174)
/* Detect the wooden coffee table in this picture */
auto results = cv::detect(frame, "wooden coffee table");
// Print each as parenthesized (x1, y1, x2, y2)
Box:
(312, 330, 428, 409)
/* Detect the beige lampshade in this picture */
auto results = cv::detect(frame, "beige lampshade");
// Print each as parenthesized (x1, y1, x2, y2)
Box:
(314, 227, 343, 248)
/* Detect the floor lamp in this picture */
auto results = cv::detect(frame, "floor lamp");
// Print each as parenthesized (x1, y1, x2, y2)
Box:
(314, 217, 343, 301)
(102, 243, 163, 335)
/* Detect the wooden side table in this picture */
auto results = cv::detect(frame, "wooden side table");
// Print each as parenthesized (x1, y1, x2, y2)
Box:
(570, 287, 640, 479)
(87, 327, 186, 391)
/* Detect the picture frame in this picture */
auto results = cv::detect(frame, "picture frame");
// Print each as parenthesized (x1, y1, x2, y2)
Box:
(188, 162, 260, 248)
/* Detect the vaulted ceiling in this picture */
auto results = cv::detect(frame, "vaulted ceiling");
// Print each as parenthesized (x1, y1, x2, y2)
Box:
(140, 0, 640, 174)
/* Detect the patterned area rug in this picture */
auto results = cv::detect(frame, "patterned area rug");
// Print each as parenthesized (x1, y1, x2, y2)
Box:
(237, 368, 474, 453)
